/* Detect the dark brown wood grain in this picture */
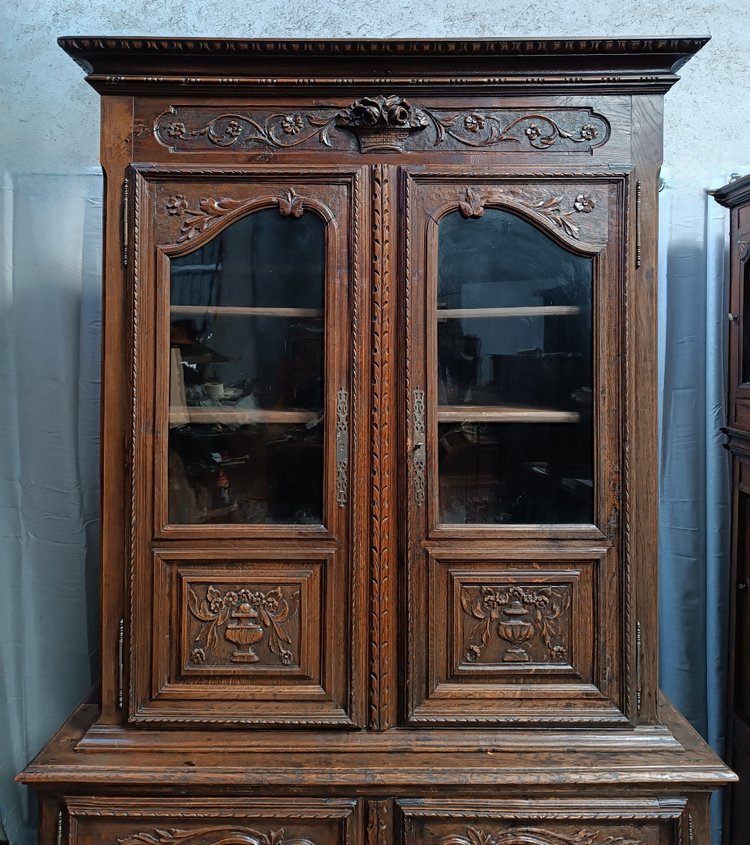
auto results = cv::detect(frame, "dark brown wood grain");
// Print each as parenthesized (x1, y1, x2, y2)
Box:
(17, 36, 733, 845)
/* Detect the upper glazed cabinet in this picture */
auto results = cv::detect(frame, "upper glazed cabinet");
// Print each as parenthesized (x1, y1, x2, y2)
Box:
(54, 37, 704, 736)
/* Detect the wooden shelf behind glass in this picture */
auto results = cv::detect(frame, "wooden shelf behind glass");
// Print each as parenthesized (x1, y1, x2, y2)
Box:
(437, 405, 581, 423)
(169, 408, 320, 425)
(436, 305, 581, 319)
(170, 305, 324, 318)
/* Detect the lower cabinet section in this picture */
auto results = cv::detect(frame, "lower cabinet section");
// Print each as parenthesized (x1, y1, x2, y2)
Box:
(60, 796, 695, 845)
(64, 798, 360, 845)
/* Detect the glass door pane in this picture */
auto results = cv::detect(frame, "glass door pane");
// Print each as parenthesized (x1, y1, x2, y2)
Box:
(168, 209, 325, 525)
(436, 208, 594, 524)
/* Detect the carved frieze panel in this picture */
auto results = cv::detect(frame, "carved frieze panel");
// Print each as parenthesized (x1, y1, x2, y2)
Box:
(153, 104, 609, 154)
(437, 827, 644, 845)
(118, 827, 317, 845)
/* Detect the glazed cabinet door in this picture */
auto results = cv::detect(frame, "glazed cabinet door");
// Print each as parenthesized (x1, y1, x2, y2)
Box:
(402, 170, 629, 726)
(126, 165, 367, 726)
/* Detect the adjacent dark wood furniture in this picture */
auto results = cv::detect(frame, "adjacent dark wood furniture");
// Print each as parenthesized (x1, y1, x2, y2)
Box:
(714, 174, 750, 845)
(19, 37, 735, 845)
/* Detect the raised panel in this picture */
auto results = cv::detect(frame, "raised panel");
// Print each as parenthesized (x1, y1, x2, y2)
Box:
(65, 798, 359, 845)
(407, 550, 624, 726)
(130, 549, 358, 727)
(397, 799, 687, 845)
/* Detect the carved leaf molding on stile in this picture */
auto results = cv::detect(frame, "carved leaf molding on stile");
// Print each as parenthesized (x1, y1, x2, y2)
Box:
(187, 585, 299, 666)
(155, 102, 608, 154)
(118, 826, 316, 845)
(461, 584, 571, 664)
(439, 826, 644, 845)
(164, 189, 309, 243)
(457, 186, 597, 240)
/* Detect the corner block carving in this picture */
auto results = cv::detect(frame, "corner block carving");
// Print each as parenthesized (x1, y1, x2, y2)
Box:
(118, 827, 316, 845)
(461, 584, 571, 664)
(187, 584, 299, 666)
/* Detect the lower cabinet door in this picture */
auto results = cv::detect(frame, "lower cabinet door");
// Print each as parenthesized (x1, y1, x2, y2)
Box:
(64, 798, 360, 845)
(397, 799, 691, 845)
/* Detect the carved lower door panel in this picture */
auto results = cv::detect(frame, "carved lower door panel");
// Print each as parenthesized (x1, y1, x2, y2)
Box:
(398, 800, 690, 845)
(64, 798, 360, 845)
(403, 170, 627, 726)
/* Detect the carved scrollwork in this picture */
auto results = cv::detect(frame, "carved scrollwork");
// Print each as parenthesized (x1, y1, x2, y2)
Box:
(461, 584, 571, 664)
(165, 194, 245, 243)
(439, 826, 643, 845)
(118, 827, 316, 845)
(155, 103, 608, 154)
(457, 187, 598, 240)
(187, 585, 298, 666)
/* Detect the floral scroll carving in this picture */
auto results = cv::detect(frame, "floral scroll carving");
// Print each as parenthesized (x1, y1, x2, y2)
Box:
(439, 827, 644, 845)
(187, 585, 299, 666)
(118, 827, 316, 845)
(461, 584, 571, 664)
(457, 187, 597, 240)
(155, 103, 608, 155)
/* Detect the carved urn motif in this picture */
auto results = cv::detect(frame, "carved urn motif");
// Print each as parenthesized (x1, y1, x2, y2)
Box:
(225, 602, 263, 663)
(497, 597, 536, 662)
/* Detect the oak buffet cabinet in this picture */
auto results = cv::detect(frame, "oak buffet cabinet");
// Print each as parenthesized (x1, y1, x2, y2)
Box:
(19, 36, 734, 845)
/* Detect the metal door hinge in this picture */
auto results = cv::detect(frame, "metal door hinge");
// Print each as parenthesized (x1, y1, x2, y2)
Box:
(56, 810, 63, 845)
(117, 617, 125, 710)
(335, 387, 349, 507)
(635, 619, 642, 711)
(688, 812, 695, 843)
(413, 387, 426, 506)
(635, 180, 642, 269)
(122, 179, 129, 267)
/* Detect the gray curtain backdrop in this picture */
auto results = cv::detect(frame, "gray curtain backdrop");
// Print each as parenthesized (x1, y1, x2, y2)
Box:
(0, 173, 735, 845)
(658, 177, 734, 845)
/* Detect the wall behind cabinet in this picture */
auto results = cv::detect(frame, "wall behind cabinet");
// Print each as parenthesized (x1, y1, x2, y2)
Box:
(1, 2, 749, 844)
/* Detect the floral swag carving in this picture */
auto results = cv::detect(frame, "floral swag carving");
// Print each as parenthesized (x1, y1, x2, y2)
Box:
(188, 585, 299, 666)
(156, 99, 607, 154)
(461, 584, 570, 664)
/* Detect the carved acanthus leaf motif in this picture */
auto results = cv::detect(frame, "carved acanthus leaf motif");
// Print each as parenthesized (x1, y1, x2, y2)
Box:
(459, 188, 486, 219)
(439, 827, 644, 845)
(118, 827, 316, 845)
(278, 188, 305, 218)
(187, 585, 298, 666)
(165, 194, 245, 243)
(462, 584, 571, 664)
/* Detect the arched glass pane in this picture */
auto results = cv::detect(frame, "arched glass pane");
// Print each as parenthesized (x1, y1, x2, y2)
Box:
(436, 208, 594, 524)
(168, 209, 325, 525)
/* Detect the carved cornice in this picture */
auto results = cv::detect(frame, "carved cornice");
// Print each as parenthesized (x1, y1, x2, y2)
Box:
(58, 36, 709, 94)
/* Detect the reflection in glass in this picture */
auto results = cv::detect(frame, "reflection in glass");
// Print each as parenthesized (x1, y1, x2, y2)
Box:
(436, 208, 594, 524)
(168, 209, 325, 525)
